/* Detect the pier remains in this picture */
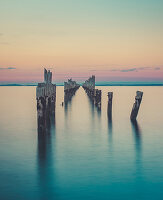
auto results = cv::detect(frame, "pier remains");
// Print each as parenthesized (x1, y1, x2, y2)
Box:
(130, 91, 143, 121)
(64, 79, 80, 102)
(82, 76, 101, 108)
(36, 68, 56, 133)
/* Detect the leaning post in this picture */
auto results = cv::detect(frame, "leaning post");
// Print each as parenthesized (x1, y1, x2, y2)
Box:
(130, 91, 143, 121)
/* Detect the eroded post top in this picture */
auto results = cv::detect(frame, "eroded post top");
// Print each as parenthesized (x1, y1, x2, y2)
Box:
(108, 92, 113, 100)
(44, 68, 52, 83)
(135, 91, 143, 100)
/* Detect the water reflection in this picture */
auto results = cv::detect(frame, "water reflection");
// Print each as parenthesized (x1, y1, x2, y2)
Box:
(131, 120, 142, 155)
(97, 106, 101, 119)
(64, 99, 73, 116)
(87, 95, 101, 119)
(107, 117, 113, 150)
(131, 119, 143, 185)
(108, 118, 113, 135)
(87, 97, 95, 117)
(64, 89, 76, 117)
(87, 94, 102, 126)
(37, 116, 57, 200)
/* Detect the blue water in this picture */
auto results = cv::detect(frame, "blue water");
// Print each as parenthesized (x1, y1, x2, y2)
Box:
(0, 86, 163, 200)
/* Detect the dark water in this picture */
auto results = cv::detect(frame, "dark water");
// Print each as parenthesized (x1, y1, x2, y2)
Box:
(0, 86, 163, 200)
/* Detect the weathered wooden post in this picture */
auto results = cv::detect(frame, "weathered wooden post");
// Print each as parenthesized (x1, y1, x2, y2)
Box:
(107, 92, 113, 119)
(36, 68, 56, 133)
(130, 91, 143, 121)
(94, 89, 101, 108)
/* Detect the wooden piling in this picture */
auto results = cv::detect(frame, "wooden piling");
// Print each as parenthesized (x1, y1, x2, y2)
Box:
(107, 92, 113, 119)
(36, 68, 56, 133)
(95, 89, 101, 108)
(130, 91, 143, 121)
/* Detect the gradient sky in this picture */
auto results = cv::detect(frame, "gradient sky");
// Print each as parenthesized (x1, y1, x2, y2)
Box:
(0, 0, 163, 83)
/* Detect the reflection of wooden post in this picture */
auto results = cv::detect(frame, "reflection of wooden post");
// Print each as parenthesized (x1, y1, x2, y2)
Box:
(107, 92, 113, 119)
(130, 91, 143, 121)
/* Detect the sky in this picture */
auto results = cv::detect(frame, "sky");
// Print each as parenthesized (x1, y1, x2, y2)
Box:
(0, 0, 163, 83)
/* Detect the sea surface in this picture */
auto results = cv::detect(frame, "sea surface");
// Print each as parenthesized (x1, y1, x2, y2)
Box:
(0, 86, 163, 200)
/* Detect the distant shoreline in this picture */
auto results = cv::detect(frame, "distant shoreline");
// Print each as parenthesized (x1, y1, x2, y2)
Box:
(1, 82, 163, 86)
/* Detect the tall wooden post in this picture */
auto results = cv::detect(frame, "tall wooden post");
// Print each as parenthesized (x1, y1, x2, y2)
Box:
(107, 92, 113, 119)
(130, 91, 143, 121)
(95, 89, 101, 108)
(36, 68, 56, 133)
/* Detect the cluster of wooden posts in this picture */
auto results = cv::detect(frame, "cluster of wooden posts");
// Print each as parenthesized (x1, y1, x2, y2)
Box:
(82, 75, 102, 108)
(82, 75, 143, 121)
(36, 69, 143, 133)
(36, 69, 81, 133)
(64, 79, 80, 103)
(107, 91, 143, 121)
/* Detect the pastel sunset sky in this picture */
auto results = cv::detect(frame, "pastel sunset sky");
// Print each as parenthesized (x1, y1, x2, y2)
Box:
(0, 0, 163, 83)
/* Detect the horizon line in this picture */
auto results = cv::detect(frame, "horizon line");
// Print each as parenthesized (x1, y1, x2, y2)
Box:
(1, 81, 163, 87)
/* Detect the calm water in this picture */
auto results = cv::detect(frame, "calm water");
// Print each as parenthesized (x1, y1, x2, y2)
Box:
(0, 86, 163, 200)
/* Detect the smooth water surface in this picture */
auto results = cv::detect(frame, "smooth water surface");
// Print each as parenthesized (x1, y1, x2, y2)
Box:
(0, 86, 163, 200)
